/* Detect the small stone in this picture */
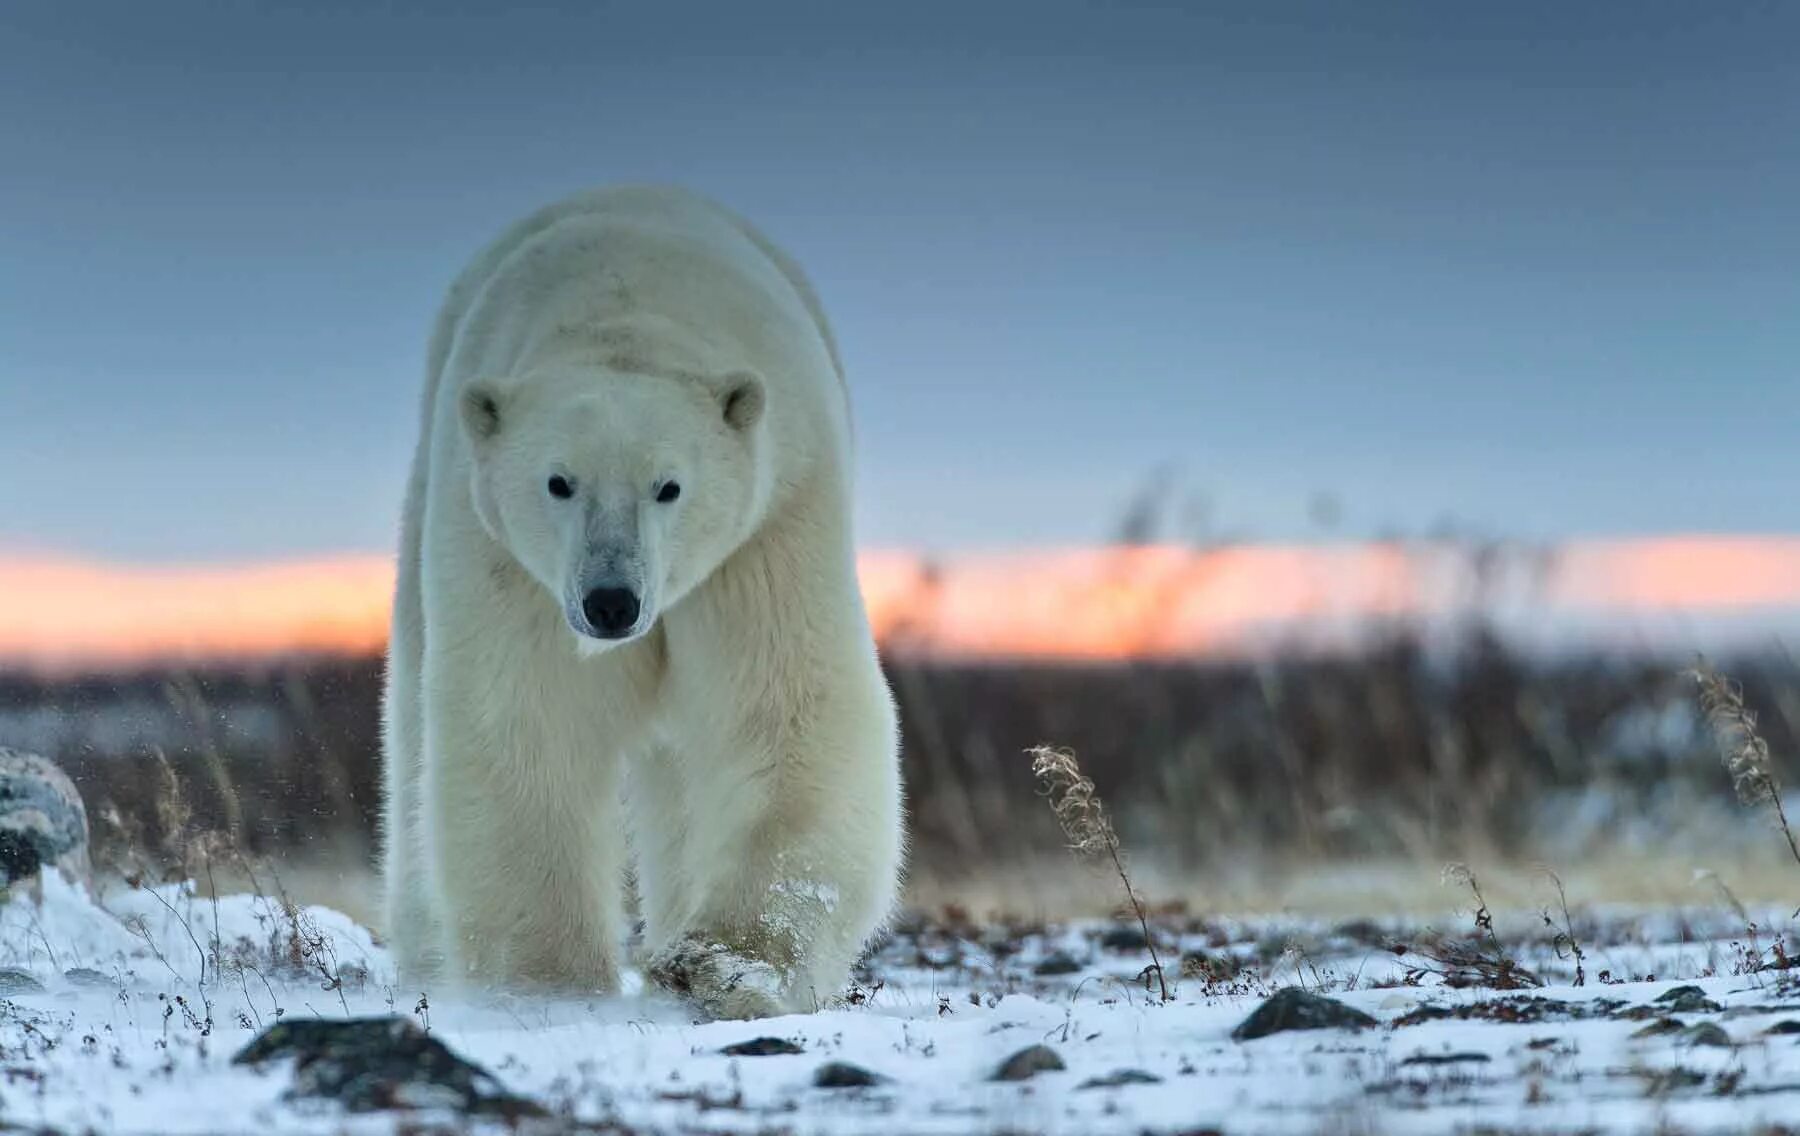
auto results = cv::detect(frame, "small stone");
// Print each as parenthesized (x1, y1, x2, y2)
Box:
(1398, 1051, 1492, 1066)
(992, 1044, 1065, 1081)
(62, 968, 110, 988)
(1032, 951, 1082, 976)
(0, 969, 45, 995)
(813, 1061, 884, 1088)
(1680, 1022, 1732, 1048)
(720, 1036, 804, 1057)
(1078, 1068, 1162, 1089)
(1632, 1018, 1685, 1038)
(1232, 987, 1376, 1041)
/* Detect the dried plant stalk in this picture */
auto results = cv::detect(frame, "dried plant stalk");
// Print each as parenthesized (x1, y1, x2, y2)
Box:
(1028, 745, 1171, 1002)
(1693, 660, 1800, 871)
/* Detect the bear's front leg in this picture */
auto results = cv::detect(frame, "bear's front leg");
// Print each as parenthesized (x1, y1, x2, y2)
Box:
(423, 698, 626, 993)
(640, 734, 902, 1020)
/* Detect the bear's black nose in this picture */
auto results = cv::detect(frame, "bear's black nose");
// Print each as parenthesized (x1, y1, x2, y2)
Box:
(582, 586, 641, 638)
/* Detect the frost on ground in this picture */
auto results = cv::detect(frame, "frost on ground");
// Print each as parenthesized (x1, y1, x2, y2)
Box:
(4, 875, 1800, 1134)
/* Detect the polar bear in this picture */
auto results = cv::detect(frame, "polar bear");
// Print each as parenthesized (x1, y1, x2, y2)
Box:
(380, 186, 904, 1019)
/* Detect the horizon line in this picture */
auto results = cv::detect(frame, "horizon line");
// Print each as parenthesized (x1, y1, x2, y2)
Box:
(2, 534, 1799, 673)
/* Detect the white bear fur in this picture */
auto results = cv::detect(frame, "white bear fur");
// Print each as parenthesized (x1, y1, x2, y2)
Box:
(381, 186, 903, 1018)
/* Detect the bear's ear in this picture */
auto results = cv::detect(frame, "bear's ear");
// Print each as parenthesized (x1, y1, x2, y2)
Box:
(718, 370, 765, 432)
(459, 381, 507, 445)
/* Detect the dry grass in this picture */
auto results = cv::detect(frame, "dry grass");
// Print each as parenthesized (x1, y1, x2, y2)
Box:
(3, 641, 1799, 924)
(1693, 658, 1800, 873)
(1028, 745, 1169, 1001)
(1410, 863, 1541, 989)
(1539, 866, 1587, 986)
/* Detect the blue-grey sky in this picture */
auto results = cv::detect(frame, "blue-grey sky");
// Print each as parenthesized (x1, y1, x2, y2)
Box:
(3, 1, 1796, 562)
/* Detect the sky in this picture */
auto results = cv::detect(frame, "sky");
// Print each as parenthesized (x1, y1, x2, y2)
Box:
(2, 0, 1797, 564)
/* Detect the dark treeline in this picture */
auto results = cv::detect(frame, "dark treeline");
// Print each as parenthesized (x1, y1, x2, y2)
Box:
(1, 636, 1795, 878)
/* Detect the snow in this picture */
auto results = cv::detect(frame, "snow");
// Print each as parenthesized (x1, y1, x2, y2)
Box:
(3, 874, 1800, 1133)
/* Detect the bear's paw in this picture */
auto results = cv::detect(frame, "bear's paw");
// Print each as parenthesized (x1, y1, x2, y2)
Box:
(649, 936, 787, 1021)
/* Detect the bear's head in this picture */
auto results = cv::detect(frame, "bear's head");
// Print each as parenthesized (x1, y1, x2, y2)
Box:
(458, 365, 766, 651)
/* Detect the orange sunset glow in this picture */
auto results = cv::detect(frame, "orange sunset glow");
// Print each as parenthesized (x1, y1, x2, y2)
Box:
(2, 537, 1799, 672)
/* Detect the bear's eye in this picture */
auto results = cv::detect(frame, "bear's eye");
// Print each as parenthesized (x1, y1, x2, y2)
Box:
(656, 481, 682, 504)
(547, 475, 574, 499)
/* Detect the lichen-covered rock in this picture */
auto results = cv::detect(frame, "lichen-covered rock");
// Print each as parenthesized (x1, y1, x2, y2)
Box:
(232, 1016, 543, 1116)
(0, 748, 89, 887)
(1233, 987, 1377, 1040)
(992, 1044, 1066, 1081)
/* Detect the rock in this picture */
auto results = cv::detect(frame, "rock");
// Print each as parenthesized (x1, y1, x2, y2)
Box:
(1616, 1004, 1670, 1021)
(1032, 950, 1083, 976)
(1680, 1022, 1733, 1048)
(0, 748, 89, 887)
(1332, 919, 1389, 946)
(992, 1044, 1065, 1081)
(720, 1036, 804, 1057)
(232, 1016, 543, 1117)
(1631, 1017, 1685, 1038)
(1641, 1066, 1707, 1095)
(1653, 986, 1723, 1014)
(813, 1061, 884, 1088)
(1098, 925, 1149, 951)
(1078, 1068, 1162, 1089)
(1765, 1020, 1800, 1035)
(1723, 1004, 1779, 1020)
(1655, 984, 1708, 1001)
(1398, 1051, 1492, 1066)
(1233, 988, 1376, 1040)
(0, 968, 45, 995)
(62, 968, 111, 988)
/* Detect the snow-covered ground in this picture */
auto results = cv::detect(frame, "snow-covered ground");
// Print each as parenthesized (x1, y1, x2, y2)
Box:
(3, 874, 1800, 1134)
